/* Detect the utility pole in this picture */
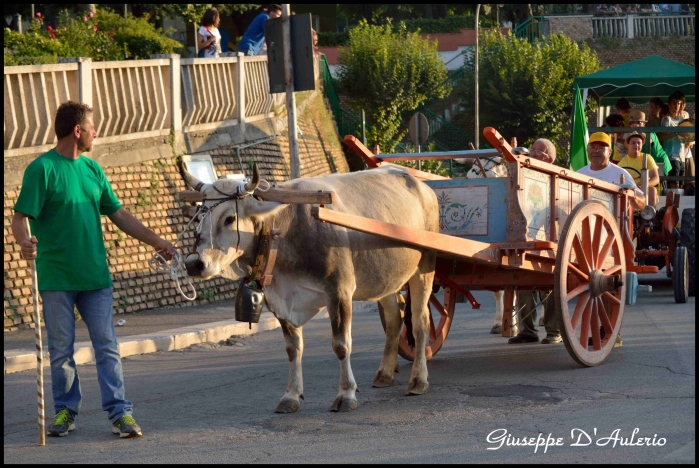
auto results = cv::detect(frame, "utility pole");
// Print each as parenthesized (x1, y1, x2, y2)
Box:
(475, 4, 480, 149)
(282, 4, 300, 179)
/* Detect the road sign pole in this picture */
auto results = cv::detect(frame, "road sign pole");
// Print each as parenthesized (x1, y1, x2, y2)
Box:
(282, 4, 300, 179)
(475, 4, 481, 149)
(416, 112, 422, 171)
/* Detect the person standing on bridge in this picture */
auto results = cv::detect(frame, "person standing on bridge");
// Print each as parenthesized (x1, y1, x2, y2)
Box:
(236, 4, 282, 56)
(11, 101, 176, 439)
(198, 7, 222, 58)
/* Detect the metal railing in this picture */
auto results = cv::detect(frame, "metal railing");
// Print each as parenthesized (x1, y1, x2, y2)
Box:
(514, 16, 550, 41)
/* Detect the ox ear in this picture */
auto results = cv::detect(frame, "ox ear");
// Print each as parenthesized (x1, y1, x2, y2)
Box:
(246, 199, 288, 221)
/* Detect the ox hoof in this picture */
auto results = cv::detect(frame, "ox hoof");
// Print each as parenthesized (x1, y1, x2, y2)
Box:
(394, 364, 400, 373)
(405, 379, 429, 396)
(330, 395, 358, 412)
(275, 398, 300, 414)
(490, 324, 502, 334)
(372, 370, 395, 388)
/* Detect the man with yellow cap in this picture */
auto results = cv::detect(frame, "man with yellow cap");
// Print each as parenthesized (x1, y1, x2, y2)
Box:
(577, 132, 646, 210)
(576, 132, 641, 348)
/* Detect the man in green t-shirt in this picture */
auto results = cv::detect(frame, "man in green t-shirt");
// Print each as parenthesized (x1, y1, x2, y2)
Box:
(11, 101, 175, 439)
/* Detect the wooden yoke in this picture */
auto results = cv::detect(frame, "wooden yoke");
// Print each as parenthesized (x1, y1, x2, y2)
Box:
(483, 127, 518, 162)
(179, 187, 336, 204)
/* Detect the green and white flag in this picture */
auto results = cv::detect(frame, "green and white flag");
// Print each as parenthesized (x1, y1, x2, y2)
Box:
(570, 84, 589, 171)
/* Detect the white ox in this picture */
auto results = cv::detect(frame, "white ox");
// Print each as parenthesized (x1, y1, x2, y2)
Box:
(182, 164, 439, 413)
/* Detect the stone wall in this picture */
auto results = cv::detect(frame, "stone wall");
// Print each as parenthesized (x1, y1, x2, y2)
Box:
(3, 89, 348, 332)
(584, 35, 695, 67)
(548, 15, 594, 42)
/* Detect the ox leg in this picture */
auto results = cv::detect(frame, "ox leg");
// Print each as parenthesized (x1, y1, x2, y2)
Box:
(491, 291, 504, 334)
(274, 319, 304, 414)
(405, 265, 435, 396)
(328, 291, 358, 412)
(373, 293, 402, 388)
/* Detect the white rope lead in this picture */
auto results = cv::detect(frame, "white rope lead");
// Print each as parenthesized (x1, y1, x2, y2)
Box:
(149, 208, 202, 301)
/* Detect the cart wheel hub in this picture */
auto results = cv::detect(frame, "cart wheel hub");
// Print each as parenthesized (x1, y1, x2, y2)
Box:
(589, 270, 623, 298)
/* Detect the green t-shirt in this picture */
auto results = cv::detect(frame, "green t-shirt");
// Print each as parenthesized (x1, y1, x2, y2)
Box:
(14, 150, 121, 291)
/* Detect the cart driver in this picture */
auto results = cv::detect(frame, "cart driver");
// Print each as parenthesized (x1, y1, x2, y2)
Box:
(577, 132, 646, 210)
(508, 138, 562, 346)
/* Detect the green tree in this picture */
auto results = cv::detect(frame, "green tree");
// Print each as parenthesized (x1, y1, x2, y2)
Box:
(4, 7, 186, 65)
(457, 30, 600, 163)
(337, 20, 450, 152)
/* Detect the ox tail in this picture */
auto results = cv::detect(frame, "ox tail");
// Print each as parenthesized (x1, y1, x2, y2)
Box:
(403, 289, 415, 349)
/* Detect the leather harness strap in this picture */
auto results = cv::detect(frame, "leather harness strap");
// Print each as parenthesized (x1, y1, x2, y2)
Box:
(248, 222, 280, 287)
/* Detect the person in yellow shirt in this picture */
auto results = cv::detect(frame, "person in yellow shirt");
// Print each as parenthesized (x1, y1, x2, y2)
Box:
(616, 98, 631, 126)
(618, 132, 659, 207)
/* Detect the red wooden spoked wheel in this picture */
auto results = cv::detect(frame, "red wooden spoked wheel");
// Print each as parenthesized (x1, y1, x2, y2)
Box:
(377, 286, 456, 362)
(555, 200, 626, 367)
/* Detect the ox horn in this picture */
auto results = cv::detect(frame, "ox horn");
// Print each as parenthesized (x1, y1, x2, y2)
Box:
(245, 163, 261, 193)
(180, 162, 206, 191)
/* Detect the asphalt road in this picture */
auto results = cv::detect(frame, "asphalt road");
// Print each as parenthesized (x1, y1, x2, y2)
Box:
(4, 274, 695, 464)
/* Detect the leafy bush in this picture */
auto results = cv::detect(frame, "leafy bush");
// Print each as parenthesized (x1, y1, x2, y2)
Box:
(4, 8, 187, 65)
(96, 9, 188, 59)
(401, 14, 498, 34)
(318, 15, 499, 47)
(337, 21, 450, 152)
(317, 31, 350, 47)
(457, 30, 601, 164)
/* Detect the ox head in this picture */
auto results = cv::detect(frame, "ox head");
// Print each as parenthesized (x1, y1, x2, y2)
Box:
(182, 164, 287, 280)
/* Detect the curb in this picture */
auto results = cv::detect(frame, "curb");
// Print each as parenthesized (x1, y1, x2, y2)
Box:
(2, 303, 378, 375)
(4, 311, 294, 375)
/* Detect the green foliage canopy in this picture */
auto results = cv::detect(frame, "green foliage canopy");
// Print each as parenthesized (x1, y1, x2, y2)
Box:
(318, 14, 497, 47)
(4, 8, 186, 65)
(457, 30, 601, 163)
(337, 21, 450, 152)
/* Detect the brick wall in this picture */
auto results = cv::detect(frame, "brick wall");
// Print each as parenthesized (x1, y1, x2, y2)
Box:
(585, 35, 695, 67)
(548, 15, 594, 42)
(4, 91, 348, 332)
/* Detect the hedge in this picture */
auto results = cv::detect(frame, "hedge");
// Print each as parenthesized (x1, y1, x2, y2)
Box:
(318, 15, 499, 47)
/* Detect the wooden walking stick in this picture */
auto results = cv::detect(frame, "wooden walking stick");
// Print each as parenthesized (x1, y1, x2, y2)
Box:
(23, 218, 45, 446)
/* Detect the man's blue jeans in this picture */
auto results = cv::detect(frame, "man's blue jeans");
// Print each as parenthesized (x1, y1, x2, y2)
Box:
(40, 287, 132, 423)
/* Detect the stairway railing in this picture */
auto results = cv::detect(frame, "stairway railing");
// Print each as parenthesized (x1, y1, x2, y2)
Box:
(514, 16, 550, 41)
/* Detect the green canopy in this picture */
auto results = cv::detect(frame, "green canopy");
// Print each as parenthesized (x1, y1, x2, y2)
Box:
(574, 55, 695, 105)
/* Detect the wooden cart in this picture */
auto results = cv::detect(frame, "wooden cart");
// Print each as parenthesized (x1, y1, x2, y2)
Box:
(313, 128, 659, 367)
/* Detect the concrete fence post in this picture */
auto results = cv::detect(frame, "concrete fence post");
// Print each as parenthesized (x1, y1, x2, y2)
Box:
(627, 15, 635, 39)
(152, 54, 182, 138)
(58, 57, 92, 107)
(237, 52, 246, 133)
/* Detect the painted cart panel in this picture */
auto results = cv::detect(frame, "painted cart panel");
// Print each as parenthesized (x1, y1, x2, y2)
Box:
(425, 178, 508, 243)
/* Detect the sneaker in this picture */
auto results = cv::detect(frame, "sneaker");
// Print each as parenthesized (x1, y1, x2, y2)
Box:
(47, 409, 75, 437)
(508, 333, 539, 344)
(490, 324, 502, 334)
(112, 415, 142, 438)
(541, 334, 563, 344)
(614, 332, 623, 348)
